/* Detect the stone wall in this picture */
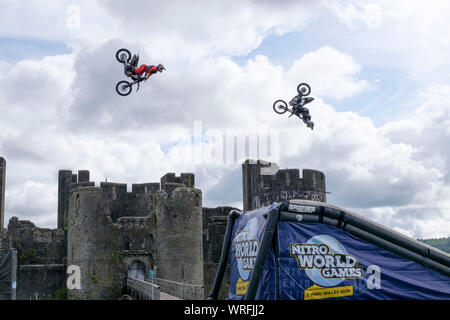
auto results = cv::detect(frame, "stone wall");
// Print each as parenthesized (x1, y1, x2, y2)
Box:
(242, 159, 326, 211)
(17, 264, 66, 300)
(117, 216, 155, 279)
(67, 187, 124, 300)
(7, 217, 65, 265)
(0, 228, 10, 261)
(202, 206, 237, 299)
(153, 187, 204, 287)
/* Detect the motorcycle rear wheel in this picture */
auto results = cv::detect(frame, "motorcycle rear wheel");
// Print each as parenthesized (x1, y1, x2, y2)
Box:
(116, 48, 131, 63)
(273, 99, 288, 114)
(297, 83, 311, 96)
(116, 81, 132, 96)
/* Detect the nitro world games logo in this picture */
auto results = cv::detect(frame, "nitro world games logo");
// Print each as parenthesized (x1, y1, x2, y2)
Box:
(290, 235, 363, 300)
(233, 217, 260, 295)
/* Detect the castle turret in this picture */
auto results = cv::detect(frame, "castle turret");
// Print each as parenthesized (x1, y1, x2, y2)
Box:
(161, 173, 195, 191)
(58, 169, 94, 230)
(67, 186, 123, 300)
(153, 186, 203, 286)
(242, 159, 326, 211)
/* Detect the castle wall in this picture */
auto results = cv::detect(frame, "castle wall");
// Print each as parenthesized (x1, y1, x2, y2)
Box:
(153, 187, 204, 286)
(0, 228, 10, 262)
(4, 217, 66, 300)
(7, 217, 65, 265)
(17, 264, 66, 300)
(242, 159, 326, 211)
(202, 206, 236, 300)
(117, 216, 155, 277)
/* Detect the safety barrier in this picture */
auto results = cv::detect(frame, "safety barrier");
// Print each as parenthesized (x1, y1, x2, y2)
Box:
(127, 277, 161, 300)
(153, 278, 204, 300)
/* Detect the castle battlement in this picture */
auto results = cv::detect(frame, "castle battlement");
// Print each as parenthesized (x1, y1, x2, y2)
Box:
(58, 170, 198, 226)
(242, 159, 326, 211)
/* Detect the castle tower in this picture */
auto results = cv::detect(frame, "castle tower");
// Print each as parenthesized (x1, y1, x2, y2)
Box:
(67, 186, 124, 300)
(58, 170, 94, 230)
(0, 157, 6, 229)
(242, 159, 326, 211)
(153, 186, 204, 286)
(57, 170, 72, 230)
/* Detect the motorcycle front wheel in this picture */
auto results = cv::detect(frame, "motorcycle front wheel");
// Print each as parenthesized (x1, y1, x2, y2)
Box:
(116, 81, 132, 96)
(297, 83, 311, 96)
(116, 48, 131, 64)
(273, 99, 288, 114)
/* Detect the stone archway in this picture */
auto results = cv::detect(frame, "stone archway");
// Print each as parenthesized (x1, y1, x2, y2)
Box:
(127, 260, 146, 281)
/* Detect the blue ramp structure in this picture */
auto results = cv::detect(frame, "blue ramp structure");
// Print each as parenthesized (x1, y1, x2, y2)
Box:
(208, 200, 450, 300)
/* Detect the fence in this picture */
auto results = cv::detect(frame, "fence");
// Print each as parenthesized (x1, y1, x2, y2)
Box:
(0, 249, 17, 300)
(153, 278, 204, 300)
(127, 277, 161, 300)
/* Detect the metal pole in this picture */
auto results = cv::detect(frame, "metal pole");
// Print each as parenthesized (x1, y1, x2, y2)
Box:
(11, 249, 17, 300)
(244, 207, 279, 300)
(207, 209, 242, 300)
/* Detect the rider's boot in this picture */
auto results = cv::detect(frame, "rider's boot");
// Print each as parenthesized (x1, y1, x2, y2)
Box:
(307, 121, 314, 130)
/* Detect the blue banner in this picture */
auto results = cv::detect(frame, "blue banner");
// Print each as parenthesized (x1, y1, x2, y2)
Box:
(277, 222, 450, 300)
(228, 205, 276, 300)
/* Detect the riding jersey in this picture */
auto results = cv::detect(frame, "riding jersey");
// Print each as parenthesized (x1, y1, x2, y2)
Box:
(134, 64, 158, 77)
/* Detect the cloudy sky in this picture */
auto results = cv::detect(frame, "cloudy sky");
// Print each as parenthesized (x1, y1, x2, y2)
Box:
(0, 0, 449, 239)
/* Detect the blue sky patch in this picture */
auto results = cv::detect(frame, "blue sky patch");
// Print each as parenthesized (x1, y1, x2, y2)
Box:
(0, 36, 71, 62)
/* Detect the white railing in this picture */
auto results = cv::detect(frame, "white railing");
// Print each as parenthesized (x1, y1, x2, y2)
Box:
(127, 277, 161, 300)
(153, 278, 204, 300)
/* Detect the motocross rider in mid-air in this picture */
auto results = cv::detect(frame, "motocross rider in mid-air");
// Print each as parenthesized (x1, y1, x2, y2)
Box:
(289, 93, 315, 130)
(124, 53, 166, 81)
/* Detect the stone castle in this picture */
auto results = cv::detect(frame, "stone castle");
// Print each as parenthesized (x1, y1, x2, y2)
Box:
(0, 156, 326, 300)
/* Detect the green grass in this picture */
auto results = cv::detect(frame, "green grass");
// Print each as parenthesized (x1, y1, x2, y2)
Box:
(418, 237, 450, 253)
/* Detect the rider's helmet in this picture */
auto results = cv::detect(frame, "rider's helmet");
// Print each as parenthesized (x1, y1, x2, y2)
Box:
(157, 64, 166, 72)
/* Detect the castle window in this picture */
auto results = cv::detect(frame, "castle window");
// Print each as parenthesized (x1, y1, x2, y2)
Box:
(145, 235, 153, 251)
(123, 241, 131, 250)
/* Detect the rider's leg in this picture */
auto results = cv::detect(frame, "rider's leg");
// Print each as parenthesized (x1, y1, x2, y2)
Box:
(302, 109, 310, 121)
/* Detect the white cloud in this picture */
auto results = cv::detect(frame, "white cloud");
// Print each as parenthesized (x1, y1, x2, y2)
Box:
(329, 1, 383, 30)
(286, 46, 369, 100)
